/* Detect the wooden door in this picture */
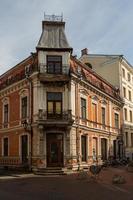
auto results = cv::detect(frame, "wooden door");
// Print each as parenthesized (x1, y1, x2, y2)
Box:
(47, 134, 63, 167)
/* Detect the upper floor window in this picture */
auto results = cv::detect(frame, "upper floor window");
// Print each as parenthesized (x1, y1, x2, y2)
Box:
(101, 107, 105, 125)
(92, 103, 97, 122)
(124, 108, 127, 121)
(130, 110, 132, 122)
(4, 104, 9, 127)
(128, 90, 132, 101)
(114, 113, 119, 128)
(81, 98, 86, 119)
(47, 56, 62, 74)
(47, 92, 62, 118)
(21, 96, 28, 119)
(122, 68, 125, 78)
(3, 137, 9, 156)
(123, 87, 126, 98)
(127, 73, 131, 82)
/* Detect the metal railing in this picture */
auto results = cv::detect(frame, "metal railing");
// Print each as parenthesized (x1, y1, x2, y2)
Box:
(39, 64, 69, 75)
(44, 13, 63, 22)
(38, 109, 72, 121)
(0, 157, 21, 166)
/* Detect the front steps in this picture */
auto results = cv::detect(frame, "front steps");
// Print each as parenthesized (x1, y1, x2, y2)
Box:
(34, 167, 66, 176)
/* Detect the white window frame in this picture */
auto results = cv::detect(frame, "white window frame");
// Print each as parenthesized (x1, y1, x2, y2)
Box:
(19, 89, 29, 123)
(2, 97, 9, 128)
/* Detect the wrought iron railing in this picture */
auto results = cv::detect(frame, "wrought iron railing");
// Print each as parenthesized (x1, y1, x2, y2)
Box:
(0, 157, 21, 166)
(39, 64, 69, 75)
(44, 13, 63, 22)
(38, 109, 72, 121)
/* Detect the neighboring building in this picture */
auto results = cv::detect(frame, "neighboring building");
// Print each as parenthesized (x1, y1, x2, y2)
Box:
(80, 49, 133, 160)
(0, 16, 123, 172)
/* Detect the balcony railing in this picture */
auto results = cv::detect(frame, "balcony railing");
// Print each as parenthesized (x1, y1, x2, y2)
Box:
(39, 64, 69, 75)
(37, 109, 73, 126)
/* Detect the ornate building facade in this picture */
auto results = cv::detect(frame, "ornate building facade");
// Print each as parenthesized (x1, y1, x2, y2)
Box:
(0, 16, 123, 172)
(80, 49, 133, 161)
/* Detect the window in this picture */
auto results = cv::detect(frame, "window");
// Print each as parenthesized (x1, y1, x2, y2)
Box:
(47, 92, 62, 118)
(3, 137, 8, 156)
(47, 56, 62, 74)
(81, 135, 87, 162)
(124, 108, 127, 121)
(21, 96, 28, 119)
(130, 110, 132, 122)
(114, 113, 119, 128)
(128, 73, 131, 82)
(81, 98, 86, 119)
(125, 132, 128, 147)
(131, 133, 133, 147)
(92, 103, 97, 122)
(123, 87, 126, 98)
(4, 104, 8, 127)
(101, 107, 105, 125)
(122, 68, 125, 78)
(128, 90, 132, 101)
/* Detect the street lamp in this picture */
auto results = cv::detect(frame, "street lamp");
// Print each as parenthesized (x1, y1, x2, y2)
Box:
(22, 120, 31, 131)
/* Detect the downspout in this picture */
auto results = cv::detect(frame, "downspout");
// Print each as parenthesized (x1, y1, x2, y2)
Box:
(76, 79, 81, 170)
(118, 56, 124, 159)
(26, 54, 35, 171)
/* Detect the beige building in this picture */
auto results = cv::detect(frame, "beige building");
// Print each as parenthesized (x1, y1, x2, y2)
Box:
(80, 49, 133, 160)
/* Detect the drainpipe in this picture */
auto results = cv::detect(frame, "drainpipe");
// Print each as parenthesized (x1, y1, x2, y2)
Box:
(25, 75, 33, 171)
(25, 54, 35, 171)
(76, 79, 81, 171)
(119, 55, 124, 159)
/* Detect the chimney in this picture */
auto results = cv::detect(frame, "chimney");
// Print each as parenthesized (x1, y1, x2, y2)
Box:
(81, 48, 88, 56)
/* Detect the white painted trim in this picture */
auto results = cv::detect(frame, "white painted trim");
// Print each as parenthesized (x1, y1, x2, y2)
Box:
(19, 89, 29, 123)
(2, 97, 10, 128)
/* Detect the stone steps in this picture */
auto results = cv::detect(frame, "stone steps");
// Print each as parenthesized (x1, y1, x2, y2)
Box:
(34, 167, 66, 176)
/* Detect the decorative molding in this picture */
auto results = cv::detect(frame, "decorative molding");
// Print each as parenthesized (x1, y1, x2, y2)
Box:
(100, 99, 107, 105)
(113, 107, 120, 111)
(79, 88, 89, 96)
(91, 95, 99, 102)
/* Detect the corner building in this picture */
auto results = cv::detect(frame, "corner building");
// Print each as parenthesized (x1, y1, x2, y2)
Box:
(0, 16, 123, 172)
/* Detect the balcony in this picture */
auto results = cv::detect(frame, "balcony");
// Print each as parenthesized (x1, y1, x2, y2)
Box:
(38, 64, 70, 83)
(37, 109, 74, 127)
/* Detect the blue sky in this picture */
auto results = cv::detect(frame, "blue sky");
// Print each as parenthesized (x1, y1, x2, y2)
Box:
(0, 0, 133, 74)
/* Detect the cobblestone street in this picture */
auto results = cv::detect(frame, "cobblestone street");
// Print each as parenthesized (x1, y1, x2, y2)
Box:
(0, 167, 132, 200)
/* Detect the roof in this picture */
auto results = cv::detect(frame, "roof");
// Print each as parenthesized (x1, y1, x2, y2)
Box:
(37, 21, 73, 52)
(70, 56, 122, 102)
(82, 53, 133, 68)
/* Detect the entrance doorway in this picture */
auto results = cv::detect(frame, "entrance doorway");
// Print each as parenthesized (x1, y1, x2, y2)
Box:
(21, 135, 28, 164)
(47, 133, 63, 167)
(101, 138, 107, 161)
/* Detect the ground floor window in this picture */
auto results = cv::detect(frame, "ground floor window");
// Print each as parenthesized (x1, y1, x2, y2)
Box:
(101, 138, 107, 160)
(81, 135, 87, 162)
(3, 137, 9, 156)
